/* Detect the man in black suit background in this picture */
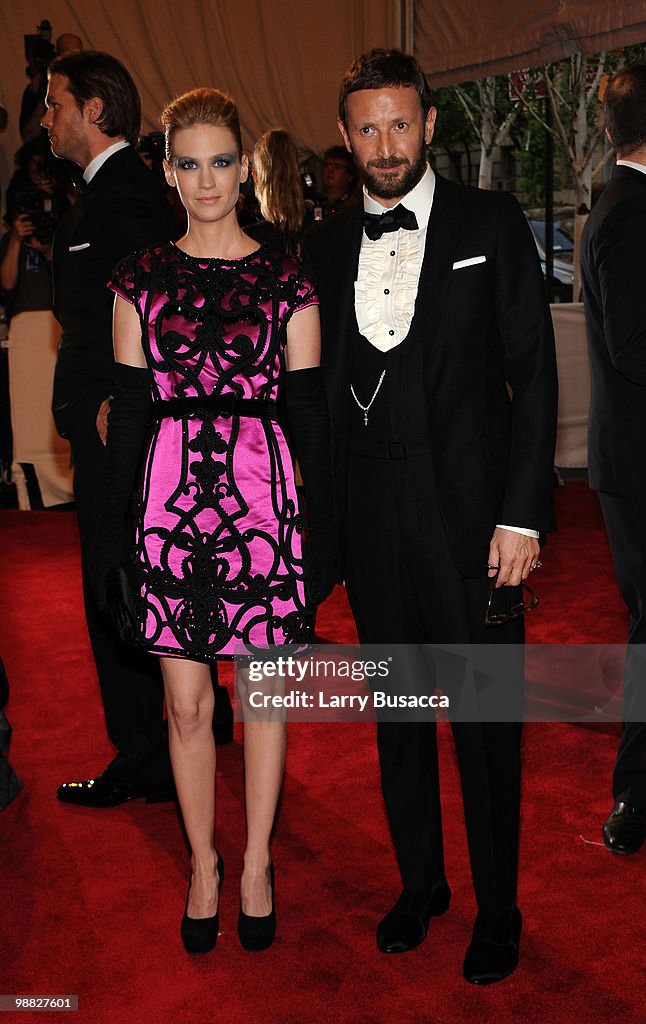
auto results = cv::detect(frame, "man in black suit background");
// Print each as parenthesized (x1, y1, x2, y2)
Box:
(304, 49, 557, 984)
(42, 51, 230, 808)
(581, 64, 646, 856)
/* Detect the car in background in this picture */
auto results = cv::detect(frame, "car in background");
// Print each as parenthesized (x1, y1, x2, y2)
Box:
(527, 218, 574, 302)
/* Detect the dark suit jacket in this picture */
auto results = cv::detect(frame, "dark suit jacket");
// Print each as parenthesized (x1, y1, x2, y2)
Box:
(51, 144, 176, 447)
(303, 173, 558, 577)
(581, 164, 646, 493)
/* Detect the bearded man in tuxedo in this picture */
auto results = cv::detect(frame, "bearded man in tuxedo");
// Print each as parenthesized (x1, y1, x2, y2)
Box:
(304, 48, 557, 984)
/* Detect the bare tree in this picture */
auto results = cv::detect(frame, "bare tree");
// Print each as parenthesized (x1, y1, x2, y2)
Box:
(455, 77, 521, 190)
(511, 54, 613, 297)
(438, 47, 646, 298)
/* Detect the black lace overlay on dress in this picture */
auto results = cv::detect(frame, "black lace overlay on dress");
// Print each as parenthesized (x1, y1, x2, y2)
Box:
(110, 244, 317, 659)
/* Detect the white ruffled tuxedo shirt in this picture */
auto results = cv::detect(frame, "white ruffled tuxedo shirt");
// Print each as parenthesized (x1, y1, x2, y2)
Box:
(354, 163, 538, 539)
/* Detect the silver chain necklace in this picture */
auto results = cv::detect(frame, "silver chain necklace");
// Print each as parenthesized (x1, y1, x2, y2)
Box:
(350, 369, 386, 427)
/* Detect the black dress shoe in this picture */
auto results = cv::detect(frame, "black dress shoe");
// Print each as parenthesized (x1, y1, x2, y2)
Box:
(602, 801, 646, 854)
(56, 771, 176, 807)
(238, 863, 276, 951)
(181, 851, 223, 954)
(376, 879, 451, 954)
(463, 904, 522, 985)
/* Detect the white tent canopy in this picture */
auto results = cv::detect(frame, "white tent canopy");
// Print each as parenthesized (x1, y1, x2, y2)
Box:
(415, 0, 646, 85)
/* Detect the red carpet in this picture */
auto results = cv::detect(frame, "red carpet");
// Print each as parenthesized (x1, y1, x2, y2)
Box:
(1, 482, 643, 1024)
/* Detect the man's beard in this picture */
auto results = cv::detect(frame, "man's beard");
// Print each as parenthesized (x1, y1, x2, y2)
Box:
(357, 145, 427, 201)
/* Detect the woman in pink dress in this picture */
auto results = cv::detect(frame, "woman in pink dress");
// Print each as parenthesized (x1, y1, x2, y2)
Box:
(94, 87, 336, 954)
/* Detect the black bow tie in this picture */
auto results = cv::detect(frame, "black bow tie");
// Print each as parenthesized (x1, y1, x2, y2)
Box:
(363, 204, 418, 241)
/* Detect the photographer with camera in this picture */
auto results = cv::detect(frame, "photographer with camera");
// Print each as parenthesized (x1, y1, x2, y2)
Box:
(1, 136, 69, 321)
(0, 136, 73, 508)
(20, 24, 82, 143)
(1, 205, 51, 300)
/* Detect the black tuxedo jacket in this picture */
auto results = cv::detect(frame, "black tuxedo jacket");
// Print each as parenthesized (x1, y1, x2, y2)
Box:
(581, 164, 646, 493)
(303, 174, 558, 577)
(51, 144, 176, 443)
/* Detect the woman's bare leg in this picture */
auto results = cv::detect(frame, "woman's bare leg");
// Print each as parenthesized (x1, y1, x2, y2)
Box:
(238, 666, 286, 915)
(161, 656, 219, 917)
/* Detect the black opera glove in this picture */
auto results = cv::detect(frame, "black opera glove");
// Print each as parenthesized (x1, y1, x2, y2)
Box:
(285, 366, 339, 606)
(90, 362, 152, 637)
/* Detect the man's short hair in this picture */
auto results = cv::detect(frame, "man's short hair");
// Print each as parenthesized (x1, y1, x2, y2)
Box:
(604, 64, 646, 158)
(48, 50, 141, 146)
(338, 48, 432, 127)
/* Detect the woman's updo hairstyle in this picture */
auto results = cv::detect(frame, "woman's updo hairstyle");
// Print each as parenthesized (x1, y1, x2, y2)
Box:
(161, 87, 243, 160)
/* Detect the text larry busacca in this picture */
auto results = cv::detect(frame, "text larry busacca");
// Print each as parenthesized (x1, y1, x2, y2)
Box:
(246, 691, 450, 710)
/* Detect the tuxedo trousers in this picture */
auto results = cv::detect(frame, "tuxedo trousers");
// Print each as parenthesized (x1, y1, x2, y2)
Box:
(345, 450, 524, 917)
(598, 491, 646, 807)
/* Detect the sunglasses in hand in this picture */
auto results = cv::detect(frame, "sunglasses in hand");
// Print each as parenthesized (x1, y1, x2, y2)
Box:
(483, 568, 539, 627)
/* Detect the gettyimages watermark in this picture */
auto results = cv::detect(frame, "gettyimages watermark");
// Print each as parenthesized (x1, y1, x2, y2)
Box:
(232, 643, 646, 723)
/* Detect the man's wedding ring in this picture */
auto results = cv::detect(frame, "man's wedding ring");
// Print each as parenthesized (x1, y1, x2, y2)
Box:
(530, 560, 542, 571)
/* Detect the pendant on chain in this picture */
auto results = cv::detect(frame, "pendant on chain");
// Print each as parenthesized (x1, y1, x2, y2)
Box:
(350, 369, 386, 428)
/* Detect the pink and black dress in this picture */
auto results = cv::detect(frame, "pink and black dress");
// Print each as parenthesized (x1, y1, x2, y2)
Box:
(109, 241, 317, 660)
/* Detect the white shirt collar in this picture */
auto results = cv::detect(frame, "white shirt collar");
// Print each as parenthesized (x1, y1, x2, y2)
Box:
(84, 139, 130, 183)
(615, 159, 646, 176)
(363, 164, 435, 230)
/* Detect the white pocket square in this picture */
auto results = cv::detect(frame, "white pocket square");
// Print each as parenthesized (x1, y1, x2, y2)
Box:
(452, 256, 486, 269)
(68, 242, 91, 251)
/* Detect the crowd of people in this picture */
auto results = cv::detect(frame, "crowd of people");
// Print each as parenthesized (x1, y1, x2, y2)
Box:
(1, 38, 645, 991)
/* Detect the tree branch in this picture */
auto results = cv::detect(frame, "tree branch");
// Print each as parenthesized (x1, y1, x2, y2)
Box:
(455, 86, 483, 143)
(585, 52, 607, 106)
(544, 71, 576, 166)
(592, 146, 614, 179)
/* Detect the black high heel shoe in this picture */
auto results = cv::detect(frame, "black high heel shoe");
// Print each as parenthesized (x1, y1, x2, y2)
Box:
(180, 851, 223, 954)
(237, 862, 275, 951)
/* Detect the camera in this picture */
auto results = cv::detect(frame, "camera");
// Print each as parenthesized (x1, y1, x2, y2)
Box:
(14, 191, 57, 246)
(24, 20, 55, 84)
